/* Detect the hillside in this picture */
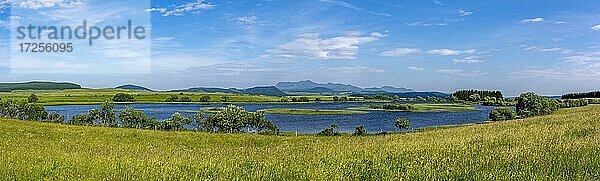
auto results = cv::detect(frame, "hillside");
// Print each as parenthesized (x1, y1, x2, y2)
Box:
(115, 85, 153, 92)
(1, 105, 598, 179)
(0, 82, 81, 92)
(276, 80, 414, 93)
(171, 86, 287, 96)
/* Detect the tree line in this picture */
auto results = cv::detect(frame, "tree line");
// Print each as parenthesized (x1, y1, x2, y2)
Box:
(0, 99, 279, 135)
(489, 92, 591, 121)
(451, 90, 503, 101)
(561, 91, 600, 99)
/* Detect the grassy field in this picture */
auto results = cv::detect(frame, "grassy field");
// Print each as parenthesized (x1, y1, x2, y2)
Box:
(260, 108, 367, 115)
(1, 105, 599, 179)
(350, 103, 477, 112)
(0, 89, 369, 105)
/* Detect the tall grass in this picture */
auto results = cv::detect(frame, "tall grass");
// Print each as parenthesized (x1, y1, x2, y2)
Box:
(1, 105, 599, 180)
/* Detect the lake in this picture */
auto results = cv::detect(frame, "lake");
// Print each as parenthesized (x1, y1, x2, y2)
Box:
(45, 102, 497, 133)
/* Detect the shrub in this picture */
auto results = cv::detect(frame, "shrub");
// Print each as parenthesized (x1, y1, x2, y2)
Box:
(354, 125, 367, 136)
(113, 93, 134, 102)
(119, 107, 157, 129)
(160, 112, 192, 131)
(317, 123, 341, 136)
(516, 92, 559, 118)
(28, 94, 39, 103)
(197, 105, 278, 134)
(395, 118, 410, 130)
(199, 95, 211, 102)
(489, 108, 517, 121)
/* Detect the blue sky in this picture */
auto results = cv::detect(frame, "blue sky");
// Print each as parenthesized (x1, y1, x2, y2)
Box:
(1, 0, 600, 96)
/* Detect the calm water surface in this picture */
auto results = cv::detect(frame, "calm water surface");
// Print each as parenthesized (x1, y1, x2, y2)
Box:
(45, 102, 497, 133)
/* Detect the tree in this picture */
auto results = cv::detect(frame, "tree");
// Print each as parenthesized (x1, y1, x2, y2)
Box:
(199, 95, 211, 102)
(317, 123, 341, 136)
(98, 102, 116, 126)
(394, 118, 410, 130)
(354, 125, 367, 136)
(47, 112, 66, 123)
(161, 112, 192, 131)
(489, 108, 517, 121)
(221, 96, 230, 102)
(516, 92, 559, 118)
(469, 94, 481, 102)
(28, 94, 39, 103)
(113, 93, 134, 102)
(119, 107, 156, 129)
(68, 113, 94, 125)
(196, 105, 279, 134)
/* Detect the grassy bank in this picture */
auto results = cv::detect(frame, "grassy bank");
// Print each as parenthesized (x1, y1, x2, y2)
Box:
(0, 89, 368, 105)
(1, 105, 599, 179)
(350, 103, 477, 112)
(260, 108, 366, 115)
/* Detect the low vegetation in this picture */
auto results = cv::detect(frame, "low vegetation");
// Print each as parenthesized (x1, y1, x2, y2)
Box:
(2, 104, 598, 179)
(260, 108, 366, 115)
(489, 108, 517, 121)
(360, 103, 476, 112)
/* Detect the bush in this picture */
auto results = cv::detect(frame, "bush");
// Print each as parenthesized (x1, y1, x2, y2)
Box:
(28, 94, 39, 103)
(165, 95, 191, 102)
(317, 123, 341, 136)
(516, 92, 559, 118)
(489, 108, 517, 121)
(353, 125, 367, 136)
(197, 105, 279, 134)
(113, 93, 134, 102)
(395, 118, 410, 130)
(119, 107, 157, 129)
(199, 95, 211, 102)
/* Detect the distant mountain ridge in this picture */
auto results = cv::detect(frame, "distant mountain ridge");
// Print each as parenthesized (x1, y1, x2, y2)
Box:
(116, 85, 153, 92)
(275, 80, 414, 93)
(171, 86, 287, 96)
(0, 81, 81, 92)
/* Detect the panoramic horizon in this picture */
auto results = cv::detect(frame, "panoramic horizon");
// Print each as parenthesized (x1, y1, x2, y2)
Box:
(1, 1, 600, 179)
(1, 0, 599, 96)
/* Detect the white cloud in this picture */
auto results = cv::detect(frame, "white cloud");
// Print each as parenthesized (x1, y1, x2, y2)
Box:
(433, 0, 444, 6)
(453, 56, 484, 63)
(520, 17, 544, 24)
(146, 0, 215, 16)
(458, 9, 473, 16)
(267, 32, 382, 60)
(144, 8, 166, 13)
(408, 21, 447, 27)
(407, 66, 424, 71)
(555, 21, 566, 24)
(4, 0, 82, 9)
(234, 15, 257, 24)
(427, 49, 477, 56)
(562, 52, 600, 65)
(436, 69, 487, 77)
(592, 24, 600, 31)
(379, 48, 421, 57)
(320, 0, 391, 17)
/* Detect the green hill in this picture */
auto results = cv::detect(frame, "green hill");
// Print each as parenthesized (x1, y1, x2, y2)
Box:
(0, 105, 598, 179)
(0, 82, 81, 92)
(115, 84, 153, 92)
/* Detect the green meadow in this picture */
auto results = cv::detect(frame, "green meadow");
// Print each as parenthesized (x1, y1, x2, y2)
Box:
(260, 108, 367, 115)
(350, 103, 477, 112)
(0, 89, 368, 105)
(1, 105, 599, 180)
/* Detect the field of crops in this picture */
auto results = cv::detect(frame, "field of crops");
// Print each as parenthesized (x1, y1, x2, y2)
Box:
(1, 105, 599, 180)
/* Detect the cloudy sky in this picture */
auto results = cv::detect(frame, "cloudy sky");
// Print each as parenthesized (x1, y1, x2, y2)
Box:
(0, 0, 599, 96)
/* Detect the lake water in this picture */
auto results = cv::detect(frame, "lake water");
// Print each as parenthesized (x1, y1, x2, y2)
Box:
(45, 102, 497, 133)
